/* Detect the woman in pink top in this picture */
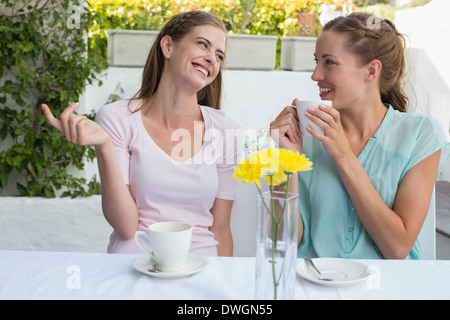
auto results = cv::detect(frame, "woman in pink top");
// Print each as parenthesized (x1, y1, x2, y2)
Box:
(42, 11, 242, 256)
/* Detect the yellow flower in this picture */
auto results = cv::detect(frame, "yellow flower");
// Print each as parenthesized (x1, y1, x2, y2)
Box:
(232, 157, 262, 188)
(258, 148, 280, 175)
(279, 148, 313, 174)
(232, 147, 313, 188)
(231, 146, 313, 300)
(263, 167, 288, 186)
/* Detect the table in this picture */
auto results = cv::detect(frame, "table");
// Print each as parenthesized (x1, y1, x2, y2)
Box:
(1, 250, 450, 300)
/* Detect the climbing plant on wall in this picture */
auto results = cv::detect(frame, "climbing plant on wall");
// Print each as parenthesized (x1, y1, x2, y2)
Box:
(0, 0, 103, 197)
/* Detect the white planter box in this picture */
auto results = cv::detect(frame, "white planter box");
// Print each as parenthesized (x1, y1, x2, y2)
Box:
(280, 36, 317, 71)
(225, 34, 278, 70)
(107, 30, 278, 70)
(107, 30, 159, 67)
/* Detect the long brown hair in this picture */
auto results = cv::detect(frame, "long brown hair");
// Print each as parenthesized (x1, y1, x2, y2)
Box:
(130, 11, 227, 111)
(323, 12, 408, 112)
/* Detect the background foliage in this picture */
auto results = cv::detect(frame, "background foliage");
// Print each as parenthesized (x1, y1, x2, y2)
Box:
(0, 0, 430, 197)
(0, 0, 102, 197)
(87, 0, 347, 71)
(0, 0, 345, 197)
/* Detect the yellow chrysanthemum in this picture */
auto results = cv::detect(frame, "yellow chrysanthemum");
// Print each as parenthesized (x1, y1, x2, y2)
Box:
(258, 148, 280, 175)
(231, 147, 313, 300)
(263, 167, 288, 186)
(232, 147, 313, 188)
(279, 148, 313, 173)
(232, 157, 262, 188)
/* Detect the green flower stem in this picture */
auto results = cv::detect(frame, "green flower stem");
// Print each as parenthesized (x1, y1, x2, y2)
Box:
(258, 173, 292, 300)
(269, 176, 278, 299)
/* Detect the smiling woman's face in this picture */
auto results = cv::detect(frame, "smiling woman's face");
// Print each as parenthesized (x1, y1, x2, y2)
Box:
(311, 30, 372, 110)
(164, 24, 226, 93)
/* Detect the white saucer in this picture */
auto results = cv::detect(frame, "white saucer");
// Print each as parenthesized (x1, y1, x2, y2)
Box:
(133, 253, 207, 279)
(296, 258, 371, 286)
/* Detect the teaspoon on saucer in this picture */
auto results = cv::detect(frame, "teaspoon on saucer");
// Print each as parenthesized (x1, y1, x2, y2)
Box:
(304, 257, 332, 281)
(147, 267, 160, 273)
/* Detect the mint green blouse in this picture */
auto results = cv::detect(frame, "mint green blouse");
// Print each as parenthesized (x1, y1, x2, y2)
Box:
(297, 105, 450, 259)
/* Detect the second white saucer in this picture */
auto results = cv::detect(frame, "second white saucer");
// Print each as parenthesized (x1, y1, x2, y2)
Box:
(133, 253, 207, 279)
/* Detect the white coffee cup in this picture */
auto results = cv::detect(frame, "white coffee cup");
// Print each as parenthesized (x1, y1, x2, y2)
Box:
(135, 222, 192, 272)
(295, 100, 332, 136)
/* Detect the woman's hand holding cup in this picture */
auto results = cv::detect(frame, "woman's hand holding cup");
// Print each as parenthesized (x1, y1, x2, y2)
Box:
(269, 98, 303, 153)
(295, 100, 332, 137)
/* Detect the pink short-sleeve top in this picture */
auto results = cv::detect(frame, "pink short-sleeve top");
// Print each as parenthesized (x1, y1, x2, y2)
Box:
(95, 100, 243, 256)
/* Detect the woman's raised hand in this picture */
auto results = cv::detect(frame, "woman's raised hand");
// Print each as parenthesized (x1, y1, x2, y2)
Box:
(269, 98, 303, 153)
(42, 103, 111, 146)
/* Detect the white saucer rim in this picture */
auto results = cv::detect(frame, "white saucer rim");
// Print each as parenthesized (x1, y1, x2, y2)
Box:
(296, 257, 371, 287)
(133, 253, 207, 279)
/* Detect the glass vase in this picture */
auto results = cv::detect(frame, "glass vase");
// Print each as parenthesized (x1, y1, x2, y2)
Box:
(255, 190, 299, 300)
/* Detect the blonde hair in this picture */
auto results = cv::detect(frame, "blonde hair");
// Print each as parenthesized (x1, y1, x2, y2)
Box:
(323, 12, 408, 112)
(130, 11, 227, 111)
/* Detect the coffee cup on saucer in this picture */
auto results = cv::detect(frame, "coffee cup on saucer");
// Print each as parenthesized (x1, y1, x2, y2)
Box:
(135, 222, 192, 272)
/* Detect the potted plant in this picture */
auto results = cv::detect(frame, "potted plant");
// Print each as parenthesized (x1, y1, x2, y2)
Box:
(107, 29, 159, 67)
(218, 0, 277, 70)
(97, 1, 171, 67)
(280, 10, 317, 71)
(280, 36, 316, 72)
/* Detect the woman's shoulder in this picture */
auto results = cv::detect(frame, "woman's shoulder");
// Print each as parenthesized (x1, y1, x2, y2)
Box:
(200, 105, 242, 130)
(386, 108, 450, 177)
(390, 107, 432, 122)
(95, 100, 141, 139)
(95, 100, 136, 121)
(387, 108, 442, 138)
(95, 100, 140, 124)
(380, 107, 449, 160)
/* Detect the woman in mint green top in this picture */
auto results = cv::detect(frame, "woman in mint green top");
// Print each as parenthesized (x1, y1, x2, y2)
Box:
(270, 12, 450, 259)
(298, 105, 449, 259)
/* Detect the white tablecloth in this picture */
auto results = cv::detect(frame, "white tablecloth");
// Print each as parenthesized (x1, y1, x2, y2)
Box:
(1, 250, 450, 300)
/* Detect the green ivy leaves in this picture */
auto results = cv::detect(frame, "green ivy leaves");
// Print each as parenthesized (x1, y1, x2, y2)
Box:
(0, 0, 102, 197)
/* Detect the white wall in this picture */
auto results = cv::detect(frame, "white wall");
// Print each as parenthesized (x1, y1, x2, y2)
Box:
(80, 68, 319, 127)
(78, 69, 320, 256)
(4, 65, 447, 256)
(396, 0, 450, 121)
(395, 1, 450, 178)
(79, 68, 320, 185)
(0, 196, 112, 253)
(2, 0, 449, 255)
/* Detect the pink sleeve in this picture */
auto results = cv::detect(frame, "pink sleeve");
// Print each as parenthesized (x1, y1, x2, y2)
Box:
(95, 102, 131, 185)
(215, 116, 244, 201)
